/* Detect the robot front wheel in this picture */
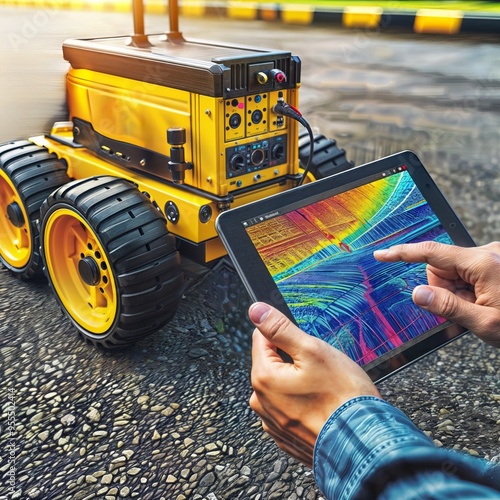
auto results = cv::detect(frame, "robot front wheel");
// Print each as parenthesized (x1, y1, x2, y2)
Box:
(39, 175, 185, 348)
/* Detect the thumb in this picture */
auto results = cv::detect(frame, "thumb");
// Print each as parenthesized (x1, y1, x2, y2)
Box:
(412, 285, 477, 328)
(248, 303, 313, 361)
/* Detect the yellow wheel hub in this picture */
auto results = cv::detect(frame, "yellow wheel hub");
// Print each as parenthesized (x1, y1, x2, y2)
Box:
(43, 208, 118, 335)
(0, 170, 31, 268)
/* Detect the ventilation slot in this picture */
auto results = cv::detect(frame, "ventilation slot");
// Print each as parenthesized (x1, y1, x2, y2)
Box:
(275, 58, 290, 76)
(230, 63, 247, 91)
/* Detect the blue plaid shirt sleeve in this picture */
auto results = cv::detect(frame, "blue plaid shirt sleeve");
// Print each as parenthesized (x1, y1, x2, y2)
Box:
(313, 396, 500, 500)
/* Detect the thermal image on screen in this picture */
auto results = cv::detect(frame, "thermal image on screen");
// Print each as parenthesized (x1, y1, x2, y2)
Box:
(245, 169, 453, 367)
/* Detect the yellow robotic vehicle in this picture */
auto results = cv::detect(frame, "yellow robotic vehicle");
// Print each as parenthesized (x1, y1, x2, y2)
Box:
(0, 0, 351, 347)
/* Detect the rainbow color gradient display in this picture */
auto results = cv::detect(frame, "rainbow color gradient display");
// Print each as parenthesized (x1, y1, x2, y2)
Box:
(245, 169, 453, 367)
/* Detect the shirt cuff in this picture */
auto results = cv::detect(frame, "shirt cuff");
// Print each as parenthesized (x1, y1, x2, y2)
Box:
(313, 396, 435, 500)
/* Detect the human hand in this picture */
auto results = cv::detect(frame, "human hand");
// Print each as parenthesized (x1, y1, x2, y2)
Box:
(374, 241, 500, 348)
(248, 302, 380, 468)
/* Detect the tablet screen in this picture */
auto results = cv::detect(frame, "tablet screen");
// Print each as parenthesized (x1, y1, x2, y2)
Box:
(242, 166, 453, 371)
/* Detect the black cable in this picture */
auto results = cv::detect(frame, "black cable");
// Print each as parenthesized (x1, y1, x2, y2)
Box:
(296, 120, 315, 186)
(272, 92, 315, 186)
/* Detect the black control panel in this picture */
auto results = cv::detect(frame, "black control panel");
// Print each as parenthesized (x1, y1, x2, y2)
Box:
(225, 135, 287, 179)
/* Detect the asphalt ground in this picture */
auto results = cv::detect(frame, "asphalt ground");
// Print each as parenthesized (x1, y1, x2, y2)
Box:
(0, 9, 500, 500)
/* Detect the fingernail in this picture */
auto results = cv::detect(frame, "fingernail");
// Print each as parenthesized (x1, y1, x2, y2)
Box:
(249, 303, 271, 325)
(373, 248, 391, 259)
(413, 286, 434, 307)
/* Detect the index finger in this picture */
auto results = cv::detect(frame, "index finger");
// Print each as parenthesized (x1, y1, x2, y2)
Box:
(373, 241, 467, 276)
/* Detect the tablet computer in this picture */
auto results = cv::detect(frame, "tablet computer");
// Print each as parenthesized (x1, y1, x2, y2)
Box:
(215, 150, 475, 382)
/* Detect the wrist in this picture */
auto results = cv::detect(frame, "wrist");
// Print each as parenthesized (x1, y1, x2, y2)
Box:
(313, 396, 434, 500)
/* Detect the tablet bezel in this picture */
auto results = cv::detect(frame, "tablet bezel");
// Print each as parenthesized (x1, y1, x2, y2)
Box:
(215, 150, 475, 382)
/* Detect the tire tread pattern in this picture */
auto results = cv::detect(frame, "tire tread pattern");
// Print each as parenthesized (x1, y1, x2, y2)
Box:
(298, 130, 354, 179)
(40, 175, 184, 348)
(0, 140, 70, 278)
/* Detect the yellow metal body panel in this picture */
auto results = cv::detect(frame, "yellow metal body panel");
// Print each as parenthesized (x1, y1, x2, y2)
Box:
(31, 132, 298, 261)
(67, 69, 194, 184)
(67, 69, 300, 198)
(54, 37, 302, 263)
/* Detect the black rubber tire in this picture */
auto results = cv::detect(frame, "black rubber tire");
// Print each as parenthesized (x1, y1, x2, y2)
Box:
(0, 140, 70, 279)
(39, 176, 184, 348)
(298, 129, 354, 179)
